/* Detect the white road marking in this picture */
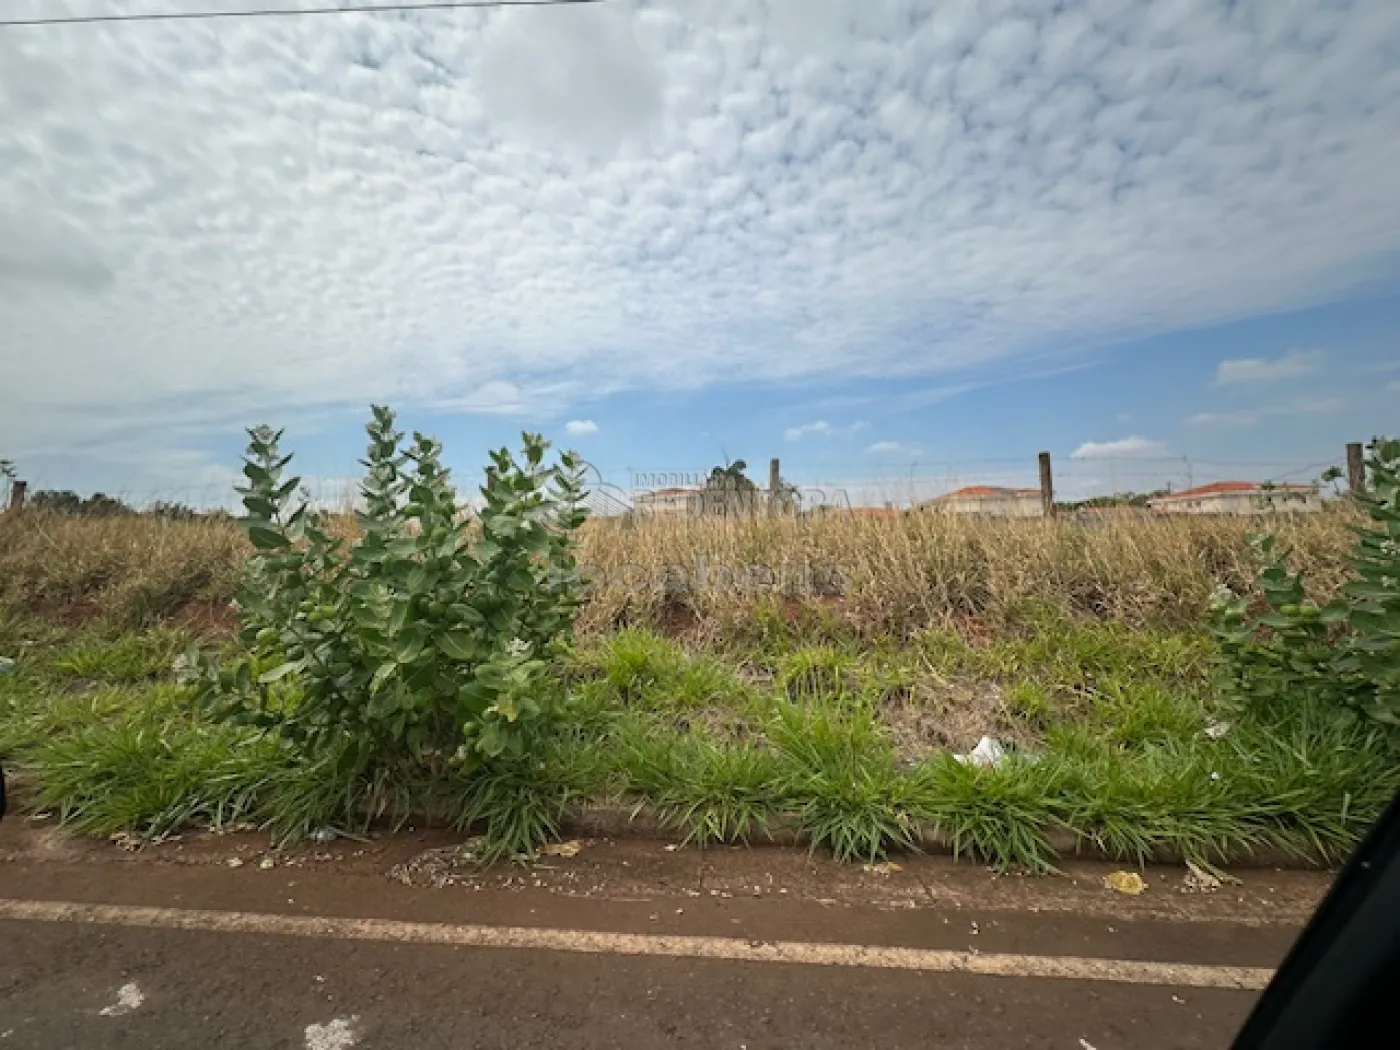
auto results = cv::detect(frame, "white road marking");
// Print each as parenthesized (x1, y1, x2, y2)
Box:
(98, 982, 144, 1017)
(305, 1016, 358, 1050)
(0, 897, 1275, 991)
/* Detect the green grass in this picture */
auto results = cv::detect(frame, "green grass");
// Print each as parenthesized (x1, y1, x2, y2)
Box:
(50, 628, 191, 683)
(30, 716, 286, 837)
(3, 613, 1396, 869)
(619, 723, 782, 846)
(569, 629, 755, 714)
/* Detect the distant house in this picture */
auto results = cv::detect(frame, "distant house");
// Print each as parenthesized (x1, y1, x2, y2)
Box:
(1147, 481, 1321, 516)
(633, 487, 702, 517)
(918, 486, 1044, 518)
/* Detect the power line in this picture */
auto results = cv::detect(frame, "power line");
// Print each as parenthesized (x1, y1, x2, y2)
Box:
(0, 0, 604, 29)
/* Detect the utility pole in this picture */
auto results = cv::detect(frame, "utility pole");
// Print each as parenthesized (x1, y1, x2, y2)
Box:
(6, 480, 26, 514)
(1038, 452, 1054, 517)
(768, 458, 781, 517)
(1346, 442, 1367, 498)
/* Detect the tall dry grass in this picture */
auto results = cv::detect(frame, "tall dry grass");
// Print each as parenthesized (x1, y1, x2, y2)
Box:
(0, 506, 1359, 635)
(572, 509, 1359, 635)
(0, 511, 247, 625)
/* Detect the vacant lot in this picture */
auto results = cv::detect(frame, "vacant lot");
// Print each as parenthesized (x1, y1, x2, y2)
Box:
(0, 507, 1359, 634)
(1, 507, 1392, 870)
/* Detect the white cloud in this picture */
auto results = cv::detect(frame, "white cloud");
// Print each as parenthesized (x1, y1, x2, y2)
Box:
(866, 440, 919, 456)
(784, 420, 832, 441)
(1070, 435, 1168, 459)
(479, 5, 664, 154)
(2, 1, 1400, 486)
(564, 419, 599, 436)
(1185, 410, 1260, 428)
(1184, 397, 1343, 427)
(1215, 350, 1323, 384)
(1294, 397, 1344, 414)
(783, 419, 868, 440)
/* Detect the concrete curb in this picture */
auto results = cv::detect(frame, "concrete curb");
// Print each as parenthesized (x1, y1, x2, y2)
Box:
(0, 772, 1332, 871)
(563, 802, 1330, 871)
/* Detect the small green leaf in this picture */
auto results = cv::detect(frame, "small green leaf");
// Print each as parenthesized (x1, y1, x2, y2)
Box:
(246, 524, 289, 550)
(437, 631, 479, 661)
(371, 661, 397, 693)
(258, 659, 305, 684)
(394, 630, 428, 664)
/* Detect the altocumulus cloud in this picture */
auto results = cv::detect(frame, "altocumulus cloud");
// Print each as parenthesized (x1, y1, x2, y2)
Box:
(2, 0, 1400, 481)
(1070, 436, 1167, 460)
(784, 421, 868, 440)
(1215, 350, 1324, 385)
(784, 421, 833, 440)
(867, 440, 918, 456)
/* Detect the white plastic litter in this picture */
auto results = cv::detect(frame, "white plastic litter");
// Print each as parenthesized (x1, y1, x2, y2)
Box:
(1204, 720, 1232, 740)
(99, 983, 145, 1017)
(953, 736, 1008, 769)
(0, 657, 14, 675)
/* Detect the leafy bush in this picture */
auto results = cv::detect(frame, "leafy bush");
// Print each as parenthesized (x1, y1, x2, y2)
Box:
(1210, 439, 1400, 730)
(29, 490, 134, 517)
(190, 406, 589, 841)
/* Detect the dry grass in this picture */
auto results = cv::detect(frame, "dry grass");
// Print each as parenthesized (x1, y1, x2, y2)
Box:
(572, 509, 1359, 636)
(0, 505, 1360, 633)
(0, 511, 247, 626)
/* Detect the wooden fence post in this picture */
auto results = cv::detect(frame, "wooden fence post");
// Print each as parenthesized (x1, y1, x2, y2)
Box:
(6, 480, 26, 514)
(1346, 442, 1367, 498)
(768, 458, 781, 518)
(1038, 452, 1054, 517)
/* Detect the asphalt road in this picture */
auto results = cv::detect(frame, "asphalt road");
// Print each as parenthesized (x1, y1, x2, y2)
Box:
(0, 824, 1332, 1049)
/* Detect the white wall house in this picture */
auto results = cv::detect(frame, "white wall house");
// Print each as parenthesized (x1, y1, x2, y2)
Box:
(918, 486, 1045, 518)
(1147, 482, 1321, 515)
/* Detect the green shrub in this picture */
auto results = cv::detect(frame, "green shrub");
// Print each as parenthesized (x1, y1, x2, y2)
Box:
(188, 406, 590, 850)
(1210, 439, 1400, 731)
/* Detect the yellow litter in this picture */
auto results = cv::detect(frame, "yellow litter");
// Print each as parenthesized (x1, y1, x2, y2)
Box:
(1104, 870, 1147, 896)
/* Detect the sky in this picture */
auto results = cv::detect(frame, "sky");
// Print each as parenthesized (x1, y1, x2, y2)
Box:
(1, 0, 1398, 509)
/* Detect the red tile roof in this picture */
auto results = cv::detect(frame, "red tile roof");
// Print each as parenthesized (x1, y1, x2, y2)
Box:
(1152, 481, 1316, 501)
(931, 485, 1041, 499)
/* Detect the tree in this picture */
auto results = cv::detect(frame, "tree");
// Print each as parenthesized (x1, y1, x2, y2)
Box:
(703, 459, 759, 517)
(28, 490, 133, 516)
(30, 490, 83, 514)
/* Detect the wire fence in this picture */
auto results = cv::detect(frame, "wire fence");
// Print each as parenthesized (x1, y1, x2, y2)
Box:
(4, 448, 1356, 519)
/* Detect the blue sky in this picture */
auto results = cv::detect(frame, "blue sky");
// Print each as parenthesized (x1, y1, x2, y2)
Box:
(2, 0, 1398, 507)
